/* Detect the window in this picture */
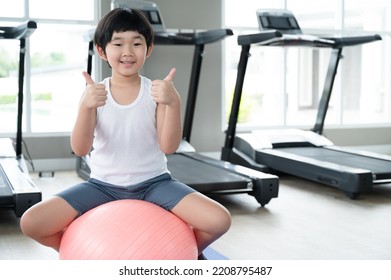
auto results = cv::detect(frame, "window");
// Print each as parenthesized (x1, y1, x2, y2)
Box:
(223, 0, 391, 130)
(0, 0, 97, 135)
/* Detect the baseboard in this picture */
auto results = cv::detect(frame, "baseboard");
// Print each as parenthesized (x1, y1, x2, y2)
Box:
(27, 158, 76, 172)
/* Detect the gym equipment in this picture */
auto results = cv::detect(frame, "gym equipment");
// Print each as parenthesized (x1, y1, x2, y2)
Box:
(59, 200, 197, 260)
(0, 21, 42, 217)
(222, 9, 385, 199)
(76, 1, 279, 206)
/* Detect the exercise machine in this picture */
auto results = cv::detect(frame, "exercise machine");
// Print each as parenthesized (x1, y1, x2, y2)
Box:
(0, 21, 42, 217)
(76, 1, 279, 206)
(222, 9, 385, 199)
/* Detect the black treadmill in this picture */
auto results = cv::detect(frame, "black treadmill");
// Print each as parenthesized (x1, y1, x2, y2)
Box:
(76, 1, 279, 206)
(0, 21, 42, 217)
(222, 9, 386, 199)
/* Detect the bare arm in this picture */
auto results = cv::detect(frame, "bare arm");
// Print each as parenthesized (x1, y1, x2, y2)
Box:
(70, 72, 107, 156)
(152, 68, 182, 154)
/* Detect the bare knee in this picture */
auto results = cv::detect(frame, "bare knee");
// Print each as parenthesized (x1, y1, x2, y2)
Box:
(198, 197, 231, 236)
(20, 206, 39, 238)
(173, 192, 232, 236)
(211, 205, 232, 236)
(20, 197, 77, 240)
(20, 202, 48, 239)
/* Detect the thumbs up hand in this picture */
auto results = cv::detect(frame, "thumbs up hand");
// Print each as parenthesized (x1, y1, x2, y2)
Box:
(81, 71, 107, 109)
(151, 68, 180, 106)
(163, 68, 176, 82)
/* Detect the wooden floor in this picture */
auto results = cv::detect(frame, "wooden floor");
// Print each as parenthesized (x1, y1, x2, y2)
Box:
(1, 170, 391, 260)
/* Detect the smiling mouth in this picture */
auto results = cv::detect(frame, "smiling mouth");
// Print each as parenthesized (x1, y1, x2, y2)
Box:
(121, 61, 134, 65)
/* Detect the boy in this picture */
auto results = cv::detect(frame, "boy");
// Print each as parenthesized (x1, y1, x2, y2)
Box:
(20, 8, 231, 260)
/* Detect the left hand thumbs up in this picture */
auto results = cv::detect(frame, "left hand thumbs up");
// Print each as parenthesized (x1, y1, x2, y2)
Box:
(151, 68, 180, 105)
(163, 68, 176, 81)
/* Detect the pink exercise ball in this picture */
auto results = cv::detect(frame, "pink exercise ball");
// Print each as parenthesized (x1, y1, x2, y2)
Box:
(59, 199, 197, 260)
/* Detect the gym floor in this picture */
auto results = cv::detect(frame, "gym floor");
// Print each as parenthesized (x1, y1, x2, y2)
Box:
(1, 169, 391, 260)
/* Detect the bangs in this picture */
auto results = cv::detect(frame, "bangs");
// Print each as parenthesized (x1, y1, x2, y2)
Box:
(94, 8, 154, 50)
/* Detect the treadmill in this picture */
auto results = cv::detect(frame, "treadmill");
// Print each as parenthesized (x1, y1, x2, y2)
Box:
(222, 9, 386, 199)
(76, 0, 279, 206)
(0, 21, 42, 217)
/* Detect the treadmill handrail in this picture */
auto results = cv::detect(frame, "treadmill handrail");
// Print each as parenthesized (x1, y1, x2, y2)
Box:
(237, 30, 381, 49)
(325, 34, 382, 48)
(191, 28, 233, 45)
(156, 29, 233, 45)
(238, 30, 282, 46)
(0, 21, 37, 40)
(261, 34, 335, 48)
(155, 29, 233, 45)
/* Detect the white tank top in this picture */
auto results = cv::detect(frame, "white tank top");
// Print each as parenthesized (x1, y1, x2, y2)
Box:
(90, 76, 169, 186)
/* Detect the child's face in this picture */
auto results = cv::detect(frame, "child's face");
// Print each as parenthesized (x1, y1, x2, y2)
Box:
(98, 30, 153, 77)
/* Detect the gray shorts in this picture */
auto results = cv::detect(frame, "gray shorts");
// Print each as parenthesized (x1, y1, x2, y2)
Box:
(56, 173, 195, 216)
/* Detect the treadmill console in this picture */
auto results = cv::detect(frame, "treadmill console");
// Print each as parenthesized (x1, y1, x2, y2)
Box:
(112, 0, 166, 33)
(257, 9, 301, 35)
(254, 9, 334, 47)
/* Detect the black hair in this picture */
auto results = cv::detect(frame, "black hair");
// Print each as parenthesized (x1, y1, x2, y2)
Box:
(94, 8, 154, 53)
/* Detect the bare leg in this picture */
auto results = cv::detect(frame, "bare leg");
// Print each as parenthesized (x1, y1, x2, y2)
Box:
(171, 192, 231, 254)
(20, 196, 79, 252)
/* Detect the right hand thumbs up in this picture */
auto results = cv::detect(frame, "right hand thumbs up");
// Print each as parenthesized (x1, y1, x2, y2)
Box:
(82, 71, 95, 85)
(81, 71, 107, 109)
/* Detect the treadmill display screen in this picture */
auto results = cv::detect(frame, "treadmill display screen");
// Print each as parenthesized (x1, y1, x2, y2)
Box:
(260, 15, 299, 30)
(149, 11, 160, 24)
(142, 10, 162, 25)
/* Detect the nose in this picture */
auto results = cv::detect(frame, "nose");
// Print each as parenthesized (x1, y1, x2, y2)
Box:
(122, 45, 134, 56)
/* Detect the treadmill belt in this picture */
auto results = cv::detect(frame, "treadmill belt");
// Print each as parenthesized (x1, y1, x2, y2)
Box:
(167, 153, 252, 192)
(279, 147, 391, 174)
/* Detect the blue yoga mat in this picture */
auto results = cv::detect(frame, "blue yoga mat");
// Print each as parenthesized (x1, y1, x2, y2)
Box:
(203, 247, 229, 260)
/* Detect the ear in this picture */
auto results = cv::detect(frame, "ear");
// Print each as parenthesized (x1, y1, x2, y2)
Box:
(146, 43, 154, 58)
(96, 45, 107, 61)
